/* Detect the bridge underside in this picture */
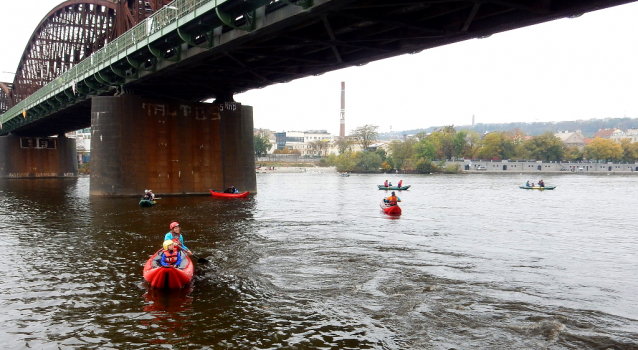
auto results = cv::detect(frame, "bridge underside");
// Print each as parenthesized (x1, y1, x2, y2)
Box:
(124, 0, 637, 103)
(4, 0, 635, 136)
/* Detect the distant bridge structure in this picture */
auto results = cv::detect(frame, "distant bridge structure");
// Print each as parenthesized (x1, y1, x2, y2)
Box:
(0, 0, 634, 195)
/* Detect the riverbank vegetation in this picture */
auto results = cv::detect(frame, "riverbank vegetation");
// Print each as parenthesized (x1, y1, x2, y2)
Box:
(324, 125, 638, 173)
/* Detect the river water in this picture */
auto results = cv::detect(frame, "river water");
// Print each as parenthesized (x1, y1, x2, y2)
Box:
(0, 172, 637, 349)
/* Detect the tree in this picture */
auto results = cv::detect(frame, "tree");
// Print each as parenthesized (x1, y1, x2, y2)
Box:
(253, 130, 272, 157)
(355, 151, 383, 172)
(388, 139, 416, 170)
(524, 132, 564, 161)
(351, 124, 379, 150)
(334, 137, 355, 154)
(428, 126, 456, 159)
(334, 151, 357, 172)
(619, 138, 638, 162)
(309, 140, 330, 156)
(564, 146, 584, 161)
(414, 138, 436, 160)
(477, 132, 503, 159)
(584, 137, 622, 161)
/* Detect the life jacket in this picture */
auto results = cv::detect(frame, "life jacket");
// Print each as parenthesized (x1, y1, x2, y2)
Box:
(388, 197, 398, 206)
(172, 237, 182, 249)
(163, 249, 179, 264)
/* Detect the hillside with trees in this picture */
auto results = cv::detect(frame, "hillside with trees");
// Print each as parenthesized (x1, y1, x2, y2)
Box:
(379, 117, 638, 140)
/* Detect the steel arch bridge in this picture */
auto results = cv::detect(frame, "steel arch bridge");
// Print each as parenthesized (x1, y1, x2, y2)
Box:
(0, 0, 171, 113)
(1, 0, 636, 136)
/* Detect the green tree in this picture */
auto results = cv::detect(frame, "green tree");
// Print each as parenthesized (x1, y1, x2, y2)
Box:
(584, 137, 622, 161)
(464, 130, 482, 158)
(388, 139, 416, 170)
(524, 132, 564, 161)
(428, 126, 456, 159)
(253, 130, 272, 157)
(355, 151, 383, 172)
(415, 158, 436, 173)
(414, 138, 436, 160)
(452, 130, 469, 159)
(563, 146, 584, 161)
(351, 124, 379, 150)
(334, 151, 357, 172)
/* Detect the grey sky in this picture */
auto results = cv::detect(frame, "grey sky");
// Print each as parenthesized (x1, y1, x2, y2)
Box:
(2, 1, 637, 136)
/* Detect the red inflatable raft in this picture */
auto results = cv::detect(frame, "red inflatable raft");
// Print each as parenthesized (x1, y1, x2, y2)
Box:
(380, 199, 402, 215)
(209, 189, 250, 198)
(143, 249, 194, 289)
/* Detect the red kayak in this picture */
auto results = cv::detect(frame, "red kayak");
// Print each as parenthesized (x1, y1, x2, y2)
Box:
(380, 199, 402, 215)
(143, 249, 194, 289)
(209, 189, 249, 198)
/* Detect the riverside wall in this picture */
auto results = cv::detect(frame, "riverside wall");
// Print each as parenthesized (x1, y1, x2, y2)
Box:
(448, 160, 638, 173)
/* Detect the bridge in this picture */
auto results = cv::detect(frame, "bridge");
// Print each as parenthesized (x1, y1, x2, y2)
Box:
(0, 0, 634, 195)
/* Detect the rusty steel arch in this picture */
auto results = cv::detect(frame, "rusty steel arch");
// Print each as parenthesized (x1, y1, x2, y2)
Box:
(0, 82, 11, 114)
(11, 0, 171, 105)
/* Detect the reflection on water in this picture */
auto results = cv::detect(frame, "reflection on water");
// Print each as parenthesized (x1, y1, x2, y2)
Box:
(0, 174, 637, 349)
(141, 288, 193, 346)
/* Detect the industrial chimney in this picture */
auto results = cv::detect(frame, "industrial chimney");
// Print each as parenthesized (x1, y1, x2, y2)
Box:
(340, 82, 345, 138)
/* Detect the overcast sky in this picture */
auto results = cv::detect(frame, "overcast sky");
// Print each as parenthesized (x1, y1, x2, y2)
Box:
(2, 1, 638, 135)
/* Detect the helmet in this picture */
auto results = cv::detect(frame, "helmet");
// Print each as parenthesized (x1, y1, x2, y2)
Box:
(145, 190, 149, 193)
(170, 222, 180, 230)
(163, 240, 174, 250)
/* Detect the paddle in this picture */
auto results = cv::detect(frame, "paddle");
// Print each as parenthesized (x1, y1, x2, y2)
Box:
(190, 252, 210, 264)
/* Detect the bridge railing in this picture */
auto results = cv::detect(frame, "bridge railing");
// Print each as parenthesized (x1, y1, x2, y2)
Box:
(0, 0, 220, 129)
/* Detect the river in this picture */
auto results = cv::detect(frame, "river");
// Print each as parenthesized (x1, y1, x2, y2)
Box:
(0, 172, 637, 349)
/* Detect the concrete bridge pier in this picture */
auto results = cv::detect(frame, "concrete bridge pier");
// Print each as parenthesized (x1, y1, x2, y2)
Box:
(0, 134, 78, 178)
(89, 95, 256, 196)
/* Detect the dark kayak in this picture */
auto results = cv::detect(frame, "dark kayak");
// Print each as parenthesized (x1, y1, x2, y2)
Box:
(139, 199, 156, 207)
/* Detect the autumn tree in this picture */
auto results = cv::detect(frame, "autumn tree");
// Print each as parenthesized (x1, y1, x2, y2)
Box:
(351, 125, 379, 150)
(584, 137, 622, 161)
(619, 138, 638, 162)
(477, 132, 503, 159)
(388, 139, 417, 170)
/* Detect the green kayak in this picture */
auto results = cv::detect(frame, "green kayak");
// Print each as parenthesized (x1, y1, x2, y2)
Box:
(139, 199, 156, 207)
(378, 185, 410, 190)
(519, 186, 556, 190)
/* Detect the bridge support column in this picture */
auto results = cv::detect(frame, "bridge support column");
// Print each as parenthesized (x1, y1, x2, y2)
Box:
(89, 95, 256, 196)
(0, 134, 77, 178)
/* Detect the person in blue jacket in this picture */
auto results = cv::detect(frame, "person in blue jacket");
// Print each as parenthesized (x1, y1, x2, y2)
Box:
(165, 222, 192, 254)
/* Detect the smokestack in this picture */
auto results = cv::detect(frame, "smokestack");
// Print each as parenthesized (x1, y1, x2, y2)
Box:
(340, 82, 345, 138)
